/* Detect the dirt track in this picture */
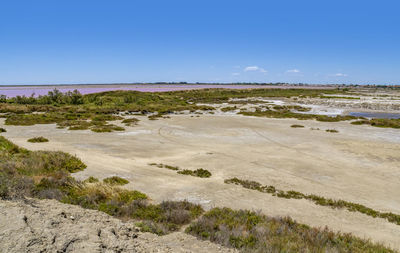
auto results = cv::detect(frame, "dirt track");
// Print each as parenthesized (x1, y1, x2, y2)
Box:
(1, 115, 400, 250)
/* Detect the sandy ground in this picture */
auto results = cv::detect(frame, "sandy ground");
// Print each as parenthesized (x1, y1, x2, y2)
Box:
(1, 115, 400, 250)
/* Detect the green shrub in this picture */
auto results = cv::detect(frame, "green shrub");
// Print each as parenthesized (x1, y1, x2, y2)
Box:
(148, 163, 180, 170)
(186, 207, 394, 252)
(27, 136, 49, 143)
(83, 176, 99, 183)
(225, 177, 400, 226)
(149, 163, 212, 178)
(220, 106, 237, 112)
(164, 165, 180, 171)
(351, 118, 400, 128)
(91, 124, 125, 133)
(178, 168, 212, 178)
(121, 117, 139, 126)
(0, 136, 204, 235)
(291, 124, 304, 128)
(326, 129, 339, 133)
(103, 176, 129, 185)
(0, 128, 6, 133)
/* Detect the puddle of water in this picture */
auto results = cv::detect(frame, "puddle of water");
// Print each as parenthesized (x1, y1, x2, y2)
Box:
(348, 112, 400, 119)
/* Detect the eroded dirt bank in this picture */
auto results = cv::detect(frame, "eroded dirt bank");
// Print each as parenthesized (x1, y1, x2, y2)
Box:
(0, 198, 235, 253)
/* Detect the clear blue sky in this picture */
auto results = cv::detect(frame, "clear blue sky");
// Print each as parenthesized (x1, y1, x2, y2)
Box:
(1, 0, 399, 85)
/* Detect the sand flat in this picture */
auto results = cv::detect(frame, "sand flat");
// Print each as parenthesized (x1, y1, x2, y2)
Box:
(1, 115, 400, 249)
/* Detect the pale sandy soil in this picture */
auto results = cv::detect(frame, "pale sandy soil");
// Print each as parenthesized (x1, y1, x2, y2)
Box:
(1, 114, 400, 250)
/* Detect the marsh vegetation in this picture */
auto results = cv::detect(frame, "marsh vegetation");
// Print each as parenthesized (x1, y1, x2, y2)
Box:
(186, 207, 393, 252)
(27, 136, 49, 143)
(149, 163, 212, 178)
(0, 136, 396, 251)
(225, 178, 400, 226)
(1, 88, 399, 130)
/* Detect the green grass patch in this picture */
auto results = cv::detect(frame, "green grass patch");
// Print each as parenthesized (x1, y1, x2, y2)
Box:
(225, 177, 400, 226)
(27, 136, 49, 143)
(186, 207, 394, 252)
(103, 176, 129, 185)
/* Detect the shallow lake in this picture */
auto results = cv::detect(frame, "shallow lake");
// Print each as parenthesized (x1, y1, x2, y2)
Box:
(348, 112, 400, 119)
(0, 84, 270, 97)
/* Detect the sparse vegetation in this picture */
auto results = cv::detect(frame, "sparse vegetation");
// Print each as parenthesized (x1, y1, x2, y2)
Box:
(291, 124, 304, 128)
(320, 95, 361, 99)
(273, 105, 311, 112)
(27, 136, 49, 143)
(239, 108, 358, 122)
(121, 117, 139, 126)
(83, 176, 99, 183)
(351, 118, 400, 128)
(0, 136, 203, 234)
(0, 136, 397, 250)
(148, 163, 179, 170)
(1, 88, 398, 129)
(149, 163, 212, 178)
(186, 207, 394, 252)
(220, 106, 237, 112)
(177, 169, 212, 178)
(225, 177, 400, 226)
(326, 129, 339, 133)
(103, 176, 129, 185)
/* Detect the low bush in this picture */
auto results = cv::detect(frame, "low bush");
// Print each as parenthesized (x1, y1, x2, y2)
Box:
(326, 129, 339, 133)
(103, 176, 129, 185)
(27, 136, 49, 143)
(186, 207, 393, 252)
(148, 163, 179, 170)
(91, 124, 125, 133)
(83, 176, 99, 183)
(164, 165, 180, 171)
(291, 124, 304, 128)
(149, 163, 211, 178)
(0, 128, 6, 133)
(225, 177, 400, 226)
(121, 117, 139, 126)
(5, 112, 126, 133)
(351, 118, 400, 128)
(239, 109, 357, 123)
(220, 106, 237, 112)
(0, 136, 203, 235)
(178, 168, 212, 178)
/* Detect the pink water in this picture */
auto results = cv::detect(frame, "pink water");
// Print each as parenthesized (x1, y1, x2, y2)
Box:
(0, 84, 281, 97)
(0, 84, 331, 98)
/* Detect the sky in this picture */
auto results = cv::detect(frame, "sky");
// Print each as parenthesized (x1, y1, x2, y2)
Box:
(0, 0, 399, 85)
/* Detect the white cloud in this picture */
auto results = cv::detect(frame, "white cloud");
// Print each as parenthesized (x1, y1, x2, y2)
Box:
(333, 73, 348, 77)
(244, 66, 267, 73)
(286, 69, 300, 73)
(232, 73, 240, 76)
